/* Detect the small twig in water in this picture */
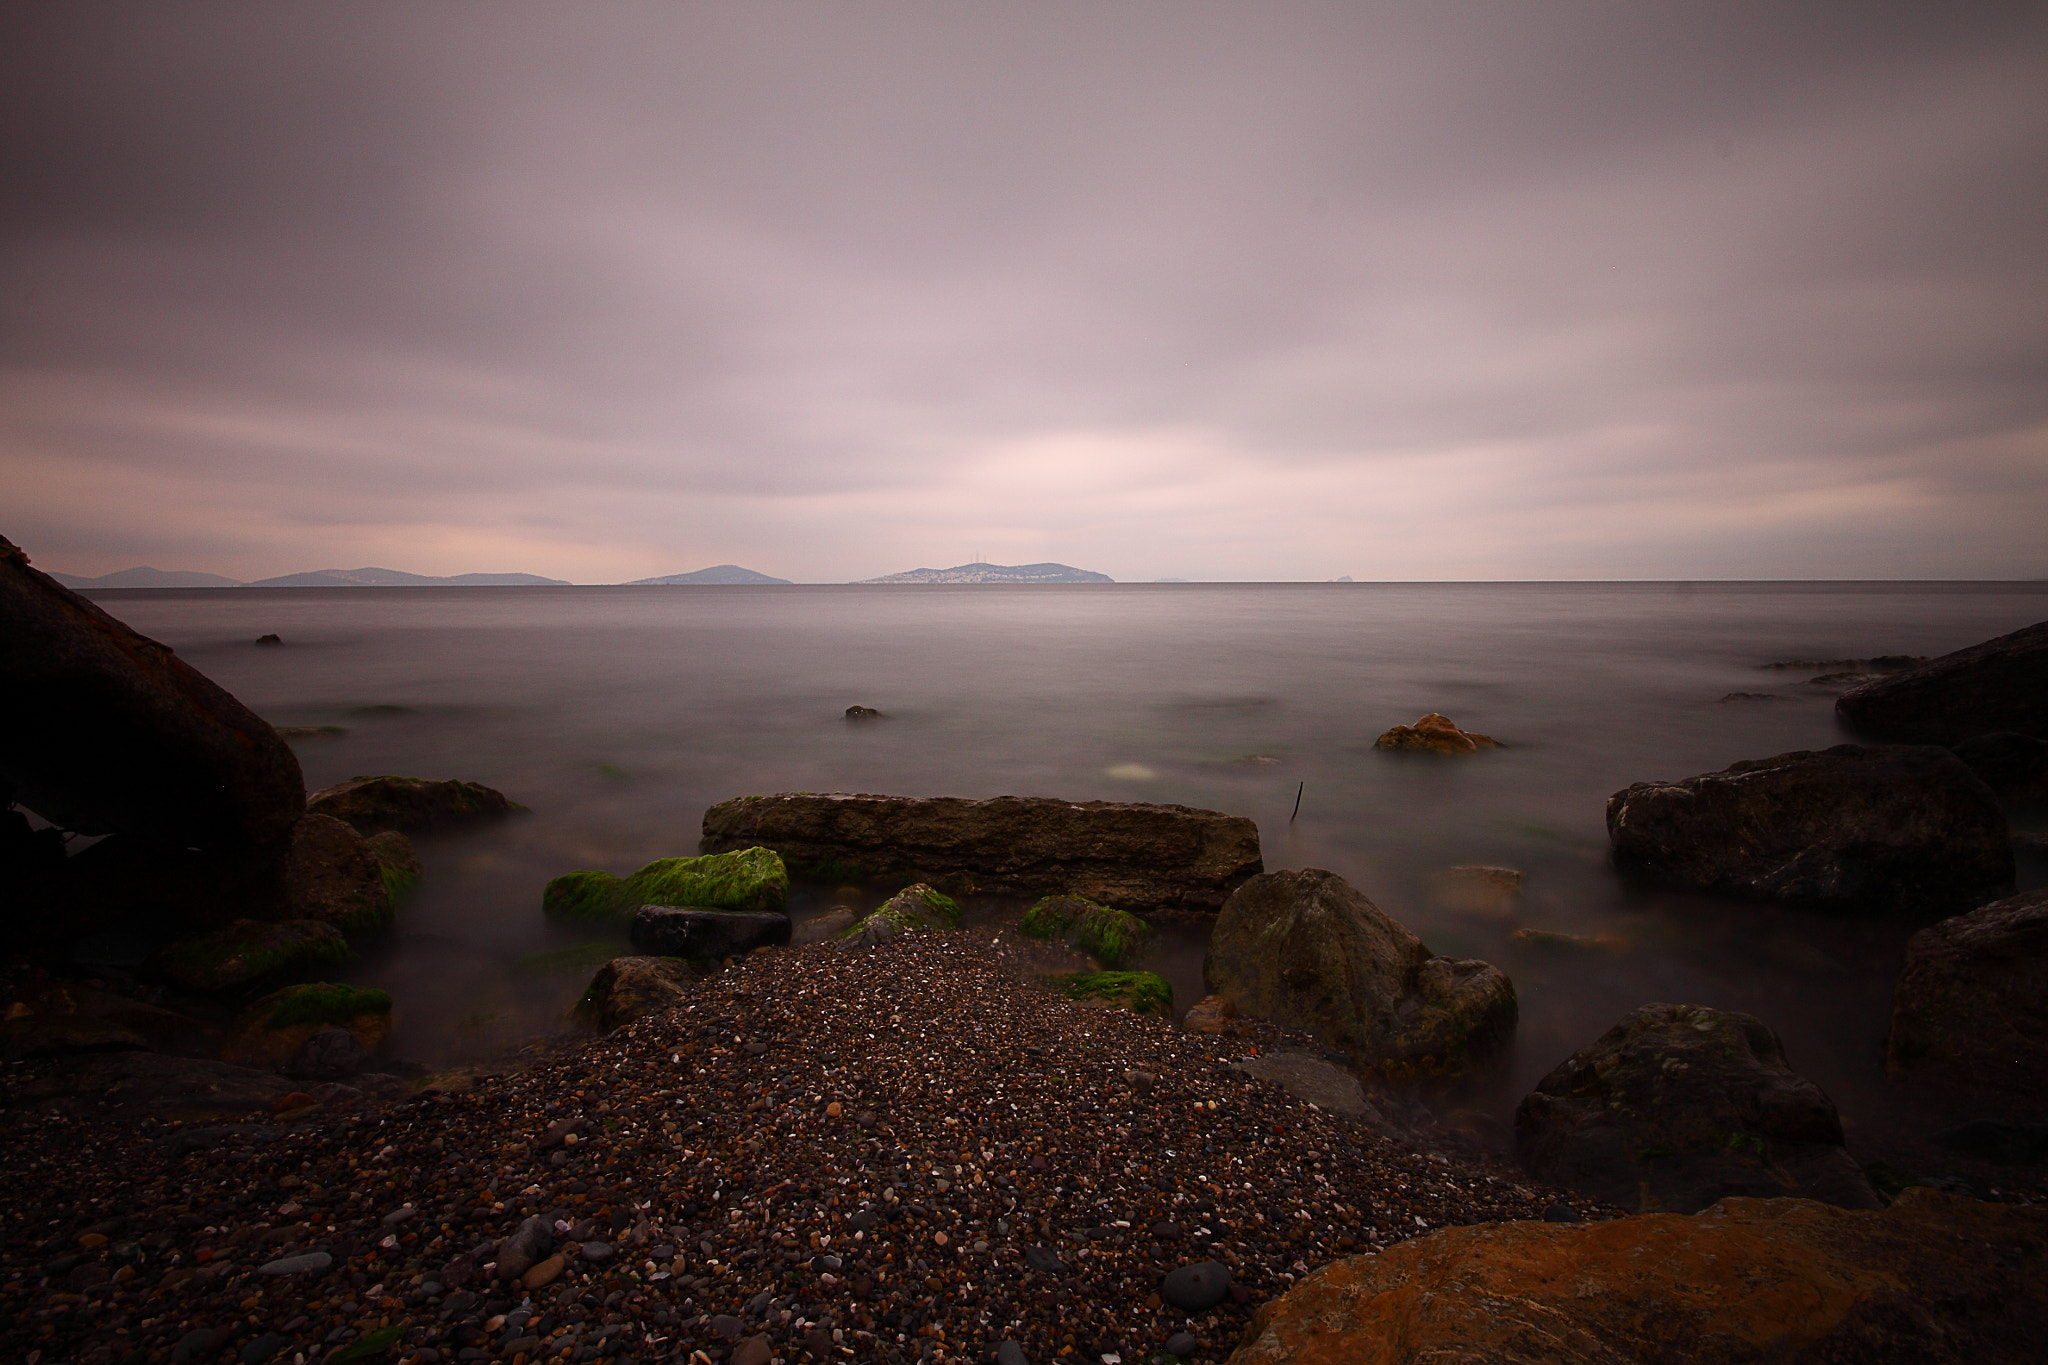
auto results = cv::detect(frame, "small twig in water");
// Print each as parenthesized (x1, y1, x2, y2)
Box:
(1290, 781, 1304, 823)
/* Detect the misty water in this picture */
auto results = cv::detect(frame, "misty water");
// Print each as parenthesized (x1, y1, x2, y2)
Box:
(92, 582, 2048, 1160)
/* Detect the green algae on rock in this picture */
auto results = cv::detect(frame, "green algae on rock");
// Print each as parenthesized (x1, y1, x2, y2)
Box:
(543, 846, 788, 924)
(364, 828, 423, 905)
(839, 882, 961, 949)
(227, 981, 392, 1068)
(1060, 970, 1173, 1016)
(306, 774, 524, 834)
(1019, 893, 1150, 968)
(154, 917, 350, 992)
(284, 813, 393, 937)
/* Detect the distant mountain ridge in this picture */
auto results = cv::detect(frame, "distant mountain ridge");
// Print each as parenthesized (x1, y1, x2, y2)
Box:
(627, 564, 792, 585)
(246, 567, 570, 587)
(857, 561, 1113, 584)
(45, 566, 243, 589)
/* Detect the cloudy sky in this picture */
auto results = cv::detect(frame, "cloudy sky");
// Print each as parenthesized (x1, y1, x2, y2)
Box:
(5, 3, 2045, 583)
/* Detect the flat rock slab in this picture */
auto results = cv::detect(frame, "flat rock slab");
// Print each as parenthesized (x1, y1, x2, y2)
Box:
(700, 792, 1262, 914)
(8, 1051, 299, 1119)
(630, 906, 791, 960)
(1607, 743, 2012, 916)
(1836, 617, 2048, 745)
(1228, 1189, 2048, 1365)
(1230, 1052, 1369, 1116)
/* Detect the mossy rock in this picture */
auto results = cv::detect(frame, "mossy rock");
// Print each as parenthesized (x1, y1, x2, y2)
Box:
(154, 918, 351, 993)
(1059, 970, 1174, 1017)
(543, 846, 788, 925)
(1020, 894, 1150, 968)
(226, 981, 392, 1068)
(365, 829, 423, 906)
(840, 883, 962, 949)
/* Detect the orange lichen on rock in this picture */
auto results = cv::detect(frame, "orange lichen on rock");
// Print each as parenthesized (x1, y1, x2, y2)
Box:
(1228, 1190, 2048, 1365)
(1373, 713, 1499, 755)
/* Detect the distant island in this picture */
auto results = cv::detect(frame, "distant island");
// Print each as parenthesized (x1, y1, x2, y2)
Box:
(47, 565, 571, 588)
(857, 561, 1113, 584)
(626, 565, 792, 585)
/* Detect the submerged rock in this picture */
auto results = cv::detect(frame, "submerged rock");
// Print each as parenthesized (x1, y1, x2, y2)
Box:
(1515, 1002, 1881, 1214)
(153, 917, 350, 993)
(363, 828, 423, 903)
(630, 906, 791, 960)
(225, 982, 391, 1069)
(573, 956, 695, 1032)
(1229, 1189, 2048, 1365)
(305, 773, 524, 834)
(1373, 712, 1499, 755)
(792, 905, 857, 945)
(1017, 894, 1150, 968)
(1836, 617, 2048, 745)
(1606, 743, 2011, 916)
(1203, 868, 1516, 1082)
(285, 813, 393, 936)
(700, 792, 1262, 914)
(1428, 864, 1523, 919)
(543, 846, 789, 925)
(1887, 887, 2048, 1094)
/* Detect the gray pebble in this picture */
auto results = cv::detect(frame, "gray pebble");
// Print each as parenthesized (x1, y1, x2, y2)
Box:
(257, 1251, 332, 1276)
(731, 1337, 772, 1365)
(580, 1240, 615, 1263)
(1161, 1260, 1232, 1313)
(1149, 1220, 1182, 1239)
(1165, 1332, 1197, 1357)
(1541, 1201, 1580, 1224)
(997, 1342, 1030, 1365)
(711, 1314, 744, 1341)
(381, 1204, 418, 1226)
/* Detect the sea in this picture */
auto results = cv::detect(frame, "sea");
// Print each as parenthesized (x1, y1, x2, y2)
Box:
(86, 581, 2048, 1159)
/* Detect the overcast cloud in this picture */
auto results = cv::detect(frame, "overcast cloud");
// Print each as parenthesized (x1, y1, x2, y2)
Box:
(5, 2, 2045, 582)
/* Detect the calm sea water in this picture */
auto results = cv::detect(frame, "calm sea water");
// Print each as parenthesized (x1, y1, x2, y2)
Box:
(91, 582, 2048, 1156)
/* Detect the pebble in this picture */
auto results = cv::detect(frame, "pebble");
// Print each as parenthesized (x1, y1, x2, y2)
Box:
(1161, 1261, 1232, 1313)
(1165, 1331, 1197, 1356)
(1, 933, 1611, 1365)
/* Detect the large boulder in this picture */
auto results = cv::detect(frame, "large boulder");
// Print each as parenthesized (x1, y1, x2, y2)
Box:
(1227, 1189, 2048, 1365)
(837, 883, 961, 952)
(153, 918, 350, 993)
(700, 792, 1262, 914)
(543, 846, 788, 926)
(1515, 1003, 1881, 1214)
(1950, 731, 2048, 801)
(630, 906, 791, 960)
(306, 774, 524, 834)
(1202, 869, 1516, 1082)
(0, 534, 304, 866)
(285, 813, 394, 936)
(1836, 617, 2048, 745)
(1887, 887, 2048, 1094)
(1018, 894, 1150, 967)
(573, 956, 695, 1031)
(1606, 743, 2011, 916)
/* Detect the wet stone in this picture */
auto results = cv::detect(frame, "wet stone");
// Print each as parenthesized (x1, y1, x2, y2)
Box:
(1161, 1260, 1232, 1313)
(1165, 1332, 1197, 1357)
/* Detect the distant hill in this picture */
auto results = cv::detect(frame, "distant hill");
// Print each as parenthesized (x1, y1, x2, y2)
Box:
(626, 565, 793, 585)
(46, 566, 244, 588)
(244, 567, 571, 587)
(857, 561, 1113, 585)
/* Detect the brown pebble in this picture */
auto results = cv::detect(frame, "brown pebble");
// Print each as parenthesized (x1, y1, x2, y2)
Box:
(520, 1253, 566, 1289)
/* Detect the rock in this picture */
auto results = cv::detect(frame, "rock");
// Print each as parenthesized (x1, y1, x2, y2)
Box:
(1229, 1052, 1369, 1117)
(7, 1051, 299, 1119)
(1164, 1332, 1196, 1357)
(579, 1240, 614, 1263)
(363, 829, 423, 904)
(225, 982, 391, 1070)
(1508, 927, 1629, 953)
(1836, 618, 2048, 745)
(1022, 1246, 1068, 1275)
(495, 1216, 553, 1281)
(1203, 869, 1517, 1082)
(630, 906, 791, 960)
(520, 1253, 565, 1289)
(838, 883, 961, 951)
(1180, 994, 1238, 1035)
(792, 905, 856, 945)
(0, 534, 305, 894)
(1228, 1189, 2048, 1365)
(1540, 1201, 1579, 1223)
(1606, 743, 2011, 916)
(1058, 970, 1173, 1016)
(1018, 894, 1150, 968)
(1887, 887, 2048, 1093)
(709, 1314, 744, 1341)
(572, 956, 695, 1032)
(1951, 731, 2048, 801)
(844, 705, 885, 720)
(0, 977, 220, 1061)
(730, 1336, 771, 1365)
(1514, 1003, 1881, 1214)
(1161, 1260, 1231, 1312)
(152, 918, 350, 993)
(285, 814, 394, 936)
(258, 1251, 332, 1275)
(1428, 865, 1522, 919)
(305, 774, 523, 834)
(996, 1341, 1029, 1365)
(1373, 712, 1499, 755)
(543, 846, 788, 925)
(285, 1026, 371, 1081)
(700, 792, 1262, 914)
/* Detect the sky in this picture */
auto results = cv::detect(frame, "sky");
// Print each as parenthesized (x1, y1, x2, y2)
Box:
(4, 2, 2046, 584)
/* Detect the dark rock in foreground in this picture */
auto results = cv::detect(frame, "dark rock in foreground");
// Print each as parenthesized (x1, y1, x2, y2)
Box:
(1204, 868, 1516, 1081)
(630, 906, 791, 960)
(0, 533, 304, 914)
(284, 813, 393, 936)
(1229, 1189, 2048, 1365)
(1836, 617, 2048, 745)
(700, 792, 1262, 914)
(306, 773, 523, 834)
(1515, 1002, 1881, 1214)
(1951, 731, 2048, 801)
(1888, 887, 2048, 1094)
(574, 955, 695, 1031)
(153, 917, 350, 993)
(1606, 743, 2011, 916)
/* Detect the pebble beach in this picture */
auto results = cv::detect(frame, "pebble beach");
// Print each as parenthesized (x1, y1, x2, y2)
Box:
(1, 933, 1599, 1365)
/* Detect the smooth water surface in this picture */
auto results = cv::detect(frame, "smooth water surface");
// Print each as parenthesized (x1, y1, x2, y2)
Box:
(92, 582, 2048, 1155)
